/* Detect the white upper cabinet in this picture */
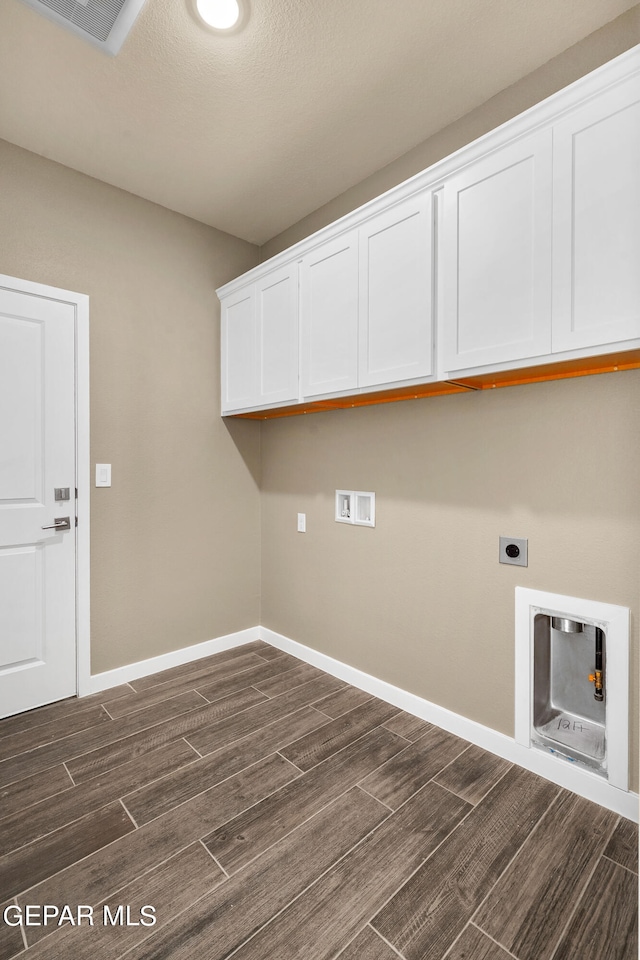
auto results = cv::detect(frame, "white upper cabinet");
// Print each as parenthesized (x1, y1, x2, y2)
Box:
(221, 285, 256, 412)
(359, 193, 433, 388)
(552, 73, 640, 353)
(300, 231, 359, 398)
(300, 193, 434, 399)
(442, 129, 553, 375)
(256, 265, 299, 406)
(219, 48, 640, 415)
(221, 264, 298, 414)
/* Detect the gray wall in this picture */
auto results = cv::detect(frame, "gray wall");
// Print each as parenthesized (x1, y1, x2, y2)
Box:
(262, 6, 640, 260)
(261, 375, 640, 790)
(0, 139, 261, 673)
(259, 13, 640, 790)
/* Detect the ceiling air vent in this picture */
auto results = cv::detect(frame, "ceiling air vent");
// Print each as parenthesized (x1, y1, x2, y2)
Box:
(18, 0, 148, 55)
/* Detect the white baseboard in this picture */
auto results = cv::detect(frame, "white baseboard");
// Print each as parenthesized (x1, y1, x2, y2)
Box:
(87, 627, 261, 694)
(260, 627, 639, 822)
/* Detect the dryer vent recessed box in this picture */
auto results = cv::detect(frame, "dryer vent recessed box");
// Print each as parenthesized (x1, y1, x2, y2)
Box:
(18, 0, 148, 55)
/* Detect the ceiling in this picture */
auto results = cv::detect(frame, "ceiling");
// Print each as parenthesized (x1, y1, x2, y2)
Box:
(0, 0, 636, 245)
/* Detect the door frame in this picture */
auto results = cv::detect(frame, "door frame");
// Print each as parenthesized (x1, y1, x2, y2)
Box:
(0, 273, 91, 699)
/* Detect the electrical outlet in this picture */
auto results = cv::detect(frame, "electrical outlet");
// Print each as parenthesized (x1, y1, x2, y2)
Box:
(297, 513, 306, 533)
(499, 536, 528, 567)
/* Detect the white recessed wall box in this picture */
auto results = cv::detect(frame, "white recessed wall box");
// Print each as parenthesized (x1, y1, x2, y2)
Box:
(335, 491, 353, 523)
(18, 0, 148, 55)
(515, 588, 629, 792)
(335, 491, 375, 527)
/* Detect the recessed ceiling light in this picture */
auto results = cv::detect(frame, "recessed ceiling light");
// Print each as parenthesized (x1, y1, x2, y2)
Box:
(195, 0, 241, 30)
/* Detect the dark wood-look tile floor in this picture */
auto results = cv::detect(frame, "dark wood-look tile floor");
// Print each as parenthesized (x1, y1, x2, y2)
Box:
(0, 640, 636, 960)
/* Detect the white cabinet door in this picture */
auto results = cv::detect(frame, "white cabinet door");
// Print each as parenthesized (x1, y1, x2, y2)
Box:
(552, 74, 640, 353)
(256, 265, 298, 406)
(443, 130, 553, 374)
(221, 267, 299, 413)
(221, 286, 257, 413)
(300, 231, 359, 398)
(359, 192, 433, 387)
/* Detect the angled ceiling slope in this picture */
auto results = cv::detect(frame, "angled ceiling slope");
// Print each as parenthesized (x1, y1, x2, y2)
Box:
(1, 1, 638, 243)
(17, 0, 147, 54)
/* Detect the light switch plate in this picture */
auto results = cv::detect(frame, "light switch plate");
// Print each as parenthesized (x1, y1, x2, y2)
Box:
(297, 513, 306, 533)
(96, 464, 112, 487)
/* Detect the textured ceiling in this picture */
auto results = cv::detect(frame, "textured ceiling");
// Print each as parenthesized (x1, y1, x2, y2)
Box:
(0, 0, 636, 244)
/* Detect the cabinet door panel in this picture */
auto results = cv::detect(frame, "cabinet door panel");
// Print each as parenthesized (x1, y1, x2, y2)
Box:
(359, 193, 433, 387)
(552, 75, 640, 352)
(258, 266, 298, 404)
(301, 232, 359, 397)
(221, 287, 256, 412)
(443, 130, 552, 373)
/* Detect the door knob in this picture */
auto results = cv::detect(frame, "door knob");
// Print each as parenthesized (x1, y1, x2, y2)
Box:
(42, 517, 71, 531)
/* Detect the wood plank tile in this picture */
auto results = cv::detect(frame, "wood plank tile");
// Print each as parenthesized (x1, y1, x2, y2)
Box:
(22, 842, 225, 960)
(225, 781, 471, 960)
(371, 766, 558, 960)
(279, 699, 400, 772)
(105, 673, 248, 719)
(0, 764, 72, 819)
(20, 752, 298, 946)
(122, 787, 389, 960)
(434, 744, 512, 804)
(252, 642, 289, 661)
(129, 645, 268, 692)
(186, 673, 344, 757)
(2, 656, 633, 960)
(0, 705, 112, 762)
(0, 690, 208, 790)
(337, 926, 400, 960)
(553, 857, 638, 960)
(0, 899, 24, 960)
(360, 725, 468, 810)
(382, 711, 432, 742)
(204, 726, 411, 874)
(124, 706, 328, 826)
(194, 655, 301, 705)
(0, 739, 198, 856)
(252, 662, 323, 697)
(474, 791, 618, 960)
(313, 686, 373, 719)
(0, 686, 133, 738)
(604, 817, 638, 873)
(110, 654, 296, 719)
(0, 801, 135, 903)
(446, 924, 514, 960)
(66, 686, 267, 783)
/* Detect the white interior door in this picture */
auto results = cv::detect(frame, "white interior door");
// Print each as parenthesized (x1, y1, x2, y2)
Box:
(0, 281, 77, 718)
